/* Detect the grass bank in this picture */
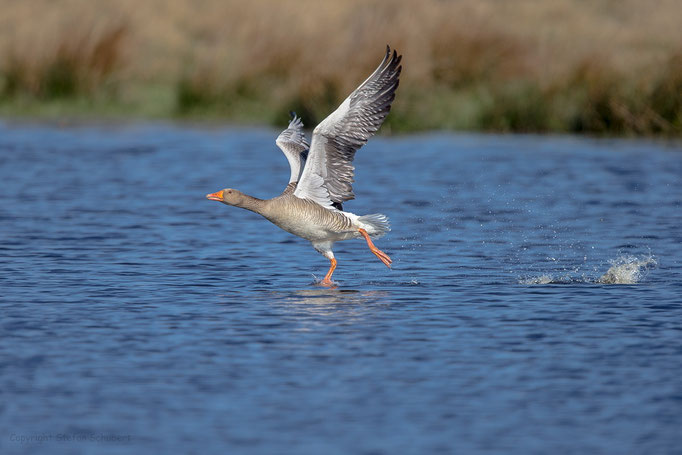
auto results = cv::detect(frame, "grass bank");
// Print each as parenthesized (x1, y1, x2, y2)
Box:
(1, 0, 681, 134)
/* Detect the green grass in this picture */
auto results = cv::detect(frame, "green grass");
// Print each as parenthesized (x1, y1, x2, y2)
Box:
(1, 46, 681, 135)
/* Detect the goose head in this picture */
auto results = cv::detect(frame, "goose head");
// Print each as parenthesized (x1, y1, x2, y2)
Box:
(206, 188, 247, 207)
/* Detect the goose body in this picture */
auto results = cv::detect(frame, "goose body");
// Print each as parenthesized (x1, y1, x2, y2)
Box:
(207, 47, 401, 285)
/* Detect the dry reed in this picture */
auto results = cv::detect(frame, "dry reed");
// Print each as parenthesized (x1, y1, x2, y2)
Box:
(0, 0, 680, 134)
(1, 23, 126, 99)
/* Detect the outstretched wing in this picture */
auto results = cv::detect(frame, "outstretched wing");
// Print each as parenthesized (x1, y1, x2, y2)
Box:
(276, 112, 309, 184)
(294, 46, 402, 209)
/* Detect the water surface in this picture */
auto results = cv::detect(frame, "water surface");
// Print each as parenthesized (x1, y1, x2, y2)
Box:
(2, 122, 681, 454)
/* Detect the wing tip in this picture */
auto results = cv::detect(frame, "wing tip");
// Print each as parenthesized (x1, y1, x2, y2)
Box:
(383, 45, 403, 76)
(287, 111, 304, 128)
(385, 44, 402, 58)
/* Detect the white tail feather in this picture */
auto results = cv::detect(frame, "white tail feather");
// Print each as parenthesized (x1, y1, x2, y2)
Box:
(357, 213, 391, 238)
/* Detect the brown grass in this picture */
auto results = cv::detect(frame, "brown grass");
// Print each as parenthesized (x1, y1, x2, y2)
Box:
(1, 22, 126, 99)
(0, 0, 681, 134)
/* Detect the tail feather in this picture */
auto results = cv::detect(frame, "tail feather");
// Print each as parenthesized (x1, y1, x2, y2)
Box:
(357, 213, 391, 238)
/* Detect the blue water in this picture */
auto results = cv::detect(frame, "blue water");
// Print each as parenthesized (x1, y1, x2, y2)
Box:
(2, 121, 682, 454)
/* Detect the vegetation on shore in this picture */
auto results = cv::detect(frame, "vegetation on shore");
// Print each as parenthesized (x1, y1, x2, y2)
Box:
(1, 0, 680, 135)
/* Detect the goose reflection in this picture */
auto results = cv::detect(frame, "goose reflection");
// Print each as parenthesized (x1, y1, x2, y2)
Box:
(279, 289, 392, 316)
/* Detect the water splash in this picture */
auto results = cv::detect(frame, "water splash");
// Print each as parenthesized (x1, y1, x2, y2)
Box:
(519, 275, 559, 285)
(520, 254, 656, 285)
(596, 255, 657, 284)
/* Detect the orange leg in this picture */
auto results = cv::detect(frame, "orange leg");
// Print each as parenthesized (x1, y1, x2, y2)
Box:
(358, 228, 392, 268)
(320, 257, 337, 286)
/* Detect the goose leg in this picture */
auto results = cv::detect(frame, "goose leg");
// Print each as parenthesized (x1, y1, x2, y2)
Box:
(320, 258, 337, 286)
(313, 242, 337, 286)
(358, 228, 392, 268)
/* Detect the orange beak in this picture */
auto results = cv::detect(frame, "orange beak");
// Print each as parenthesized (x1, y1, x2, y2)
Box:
(206, 190, 224, 201)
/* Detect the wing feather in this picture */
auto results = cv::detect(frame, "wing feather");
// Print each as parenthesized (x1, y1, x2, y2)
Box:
(294, 46, 402, 207)
(276, 112, 309, 183)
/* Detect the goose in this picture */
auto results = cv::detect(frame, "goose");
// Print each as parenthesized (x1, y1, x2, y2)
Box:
(207, 46, 402, 285)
